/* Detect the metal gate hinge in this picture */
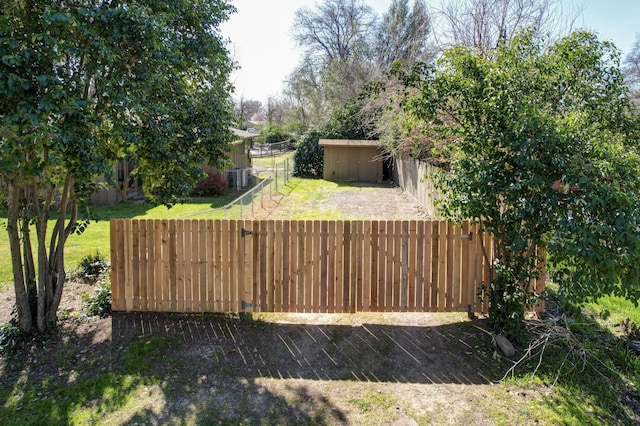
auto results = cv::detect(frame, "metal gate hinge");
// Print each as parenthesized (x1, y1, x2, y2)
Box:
(241, 301, 257, 309)
(456, 232, 473, 240)
(241, 228, 256, 237)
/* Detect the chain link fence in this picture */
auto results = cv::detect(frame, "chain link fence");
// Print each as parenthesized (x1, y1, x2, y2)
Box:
(177, 157, 293, 220)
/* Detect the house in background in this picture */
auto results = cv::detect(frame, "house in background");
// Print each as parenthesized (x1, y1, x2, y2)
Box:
(319, 139, 384, 183)
(201, 128, 257, 190)
(91, 128, 258, 203)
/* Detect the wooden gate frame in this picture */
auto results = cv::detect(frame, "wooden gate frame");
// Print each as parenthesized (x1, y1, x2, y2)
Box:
(110, 219, 545, 314)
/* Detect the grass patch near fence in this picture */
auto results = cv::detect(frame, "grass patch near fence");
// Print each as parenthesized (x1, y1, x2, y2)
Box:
(500, 293, 640, 425)
(251, 150, 295, 169)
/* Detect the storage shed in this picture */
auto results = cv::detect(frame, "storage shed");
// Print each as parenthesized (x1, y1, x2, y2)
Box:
(319, 139, 383, 182)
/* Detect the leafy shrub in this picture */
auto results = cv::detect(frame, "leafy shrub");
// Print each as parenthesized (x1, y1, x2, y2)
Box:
(293, 129, 324, 177)
(191, 172, 228, 196)
(263, 124, 293, 144)
(76, 252, 110, 283)
(83, 282, 112, 317)
(0, 318, 27, 354)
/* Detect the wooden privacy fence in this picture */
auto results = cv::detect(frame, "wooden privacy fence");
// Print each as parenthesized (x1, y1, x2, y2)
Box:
(110, 219, 545, 314)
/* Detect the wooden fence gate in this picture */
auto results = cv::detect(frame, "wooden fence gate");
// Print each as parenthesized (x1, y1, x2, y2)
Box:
(110, 219, 545, 314)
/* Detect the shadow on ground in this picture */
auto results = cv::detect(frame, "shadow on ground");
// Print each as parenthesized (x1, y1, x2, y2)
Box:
(0, 312, 500, 425)
(112, 312, 498, 386)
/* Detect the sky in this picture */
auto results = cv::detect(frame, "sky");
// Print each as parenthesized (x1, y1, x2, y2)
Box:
(220, 0, 640, 104)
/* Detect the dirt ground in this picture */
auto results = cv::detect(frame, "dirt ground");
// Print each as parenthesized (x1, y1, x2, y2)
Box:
(250, 180, 432, 220)
(2, 183, 629, 424)
(1, 303, 526, 425)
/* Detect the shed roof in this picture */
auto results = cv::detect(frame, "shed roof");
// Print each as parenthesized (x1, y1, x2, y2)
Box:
(319, 139, 380, 147)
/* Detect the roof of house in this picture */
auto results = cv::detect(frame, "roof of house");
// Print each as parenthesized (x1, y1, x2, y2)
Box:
(318, 139, 380, 147)
(231, 127, 259, 140)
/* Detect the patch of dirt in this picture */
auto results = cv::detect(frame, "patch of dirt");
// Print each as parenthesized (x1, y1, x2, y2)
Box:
(0, 278, 104, 326)
(252, 181, 431, 220)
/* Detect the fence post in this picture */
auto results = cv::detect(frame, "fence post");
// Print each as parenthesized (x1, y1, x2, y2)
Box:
(285, 159, 288, 180)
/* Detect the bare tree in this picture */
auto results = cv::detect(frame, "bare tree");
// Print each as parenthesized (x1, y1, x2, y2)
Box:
(265, 96, 284, 125)
(284, 54, 325, 126)
(375, 0, 435, 67)
(625, 34, 640, 106)
(234, 96, 263, 128)
(436, 0, 581, 53)
(291, 0, 375, 65)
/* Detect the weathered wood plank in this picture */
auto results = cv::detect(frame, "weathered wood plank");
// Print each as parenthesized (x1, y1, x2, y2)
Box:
(274, 220, 283, 312)
(362, 220, 371, 312)
(335, 221, 345, 313)
(320, 220, 329, 312)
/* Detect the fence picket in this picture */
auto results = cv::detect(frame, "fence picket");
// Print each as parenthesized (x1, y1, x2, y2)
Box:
(214, 220, 222, 311)
(274, 220, 283, 312)
(393, 221, 402, 311)
(342, 221, 351, 312)
(221, 220, 230, 312)
(320, 221, 329, 311)
(335, 221, 345, 313)
(369, 221, 379, 311)
(301, 221, 310, 312)
(145, 220, 155, 311)
(415, 221, 424, 310)
(266, 220, 275, 312)
(198, 220, 207, 312)
(354, 221, 363, 313)
(206, 220, 214, 311)
(282, 220, 291, 312)
(377, 221, 386, 312)
(452, 222, 462, 309)
(289, 221, 299, 311)
(401, 220, 409, 311)
(408, 220, 417, 311)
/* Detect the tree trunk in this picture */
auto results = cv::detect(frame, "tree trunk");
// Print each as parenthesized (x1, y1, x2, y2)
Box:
(36, 195, 49, 333)
(21, 213, 37, 315)
(43, 172, 75, 329)
(6, 182, 32, 333)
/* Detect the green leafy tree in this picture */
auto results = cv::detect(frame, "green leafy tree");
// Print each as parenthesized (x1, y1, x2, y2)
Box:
(395, 30, 640, 340)
(0, 0, 235, 333)
(293, 128, 325, 177)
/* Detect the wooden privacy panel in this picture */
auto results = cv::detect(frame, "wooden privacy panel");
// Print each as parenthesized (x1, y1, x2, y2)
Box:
(110, 219, 545, 314)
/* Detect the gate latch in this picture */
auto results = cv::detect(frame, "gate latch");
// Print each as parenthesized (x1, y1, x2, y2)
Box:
(456, 232, 473, 241)
(241, 228, 256, 237)
(242, 301, 257, 310)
